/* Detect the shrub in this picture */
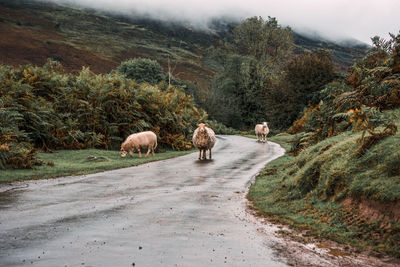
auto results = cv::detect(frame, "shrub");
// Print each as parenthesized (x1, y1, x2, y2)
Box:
(0, 60, 208, 168)
(116, 58, 164, 85)
(0, 102, 44, 169)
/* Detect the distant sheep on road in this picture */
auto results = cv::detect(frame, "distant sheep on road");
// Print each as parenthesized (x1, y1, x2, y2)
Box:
(255, 122, 269, 143)
(192, 123, 216, 160)
(120, 131, 157, 158)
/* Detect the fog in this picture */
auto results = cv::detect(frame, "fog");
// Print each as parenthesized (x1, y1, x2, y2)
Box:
(42, 0, 400, 45)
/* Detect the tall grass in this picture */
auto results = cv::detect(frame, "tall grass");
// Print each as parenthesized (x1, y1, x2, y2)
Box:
(249, 130, 400, 257)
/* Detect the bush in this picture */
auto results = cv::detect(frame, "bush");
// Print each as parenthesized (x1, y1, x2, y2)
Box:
(116, 58, 164, 85)
(0, 102, 44, 169)
(285, 50, 335, 104)
(0, 60, 208, 168)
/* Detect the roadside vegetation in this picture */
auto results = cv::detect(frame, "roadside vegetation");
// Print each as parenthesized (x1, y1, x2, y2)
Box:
(0, 57, 237, 180)
(249, 32, 400, 258)
(0, 59, 206, 172)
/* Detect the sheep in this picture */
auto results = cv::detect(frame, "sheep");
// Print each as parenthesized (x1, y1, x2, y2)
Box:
(192, 123, 216, 160)
(120, 131, 157, 158)
(255, 122, 269, 143)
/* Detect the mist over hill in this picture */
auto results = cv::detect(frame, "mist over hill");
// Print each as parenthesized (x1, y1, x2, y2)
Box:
(0, 0, 367, 85)
(36, 0, 400, 45)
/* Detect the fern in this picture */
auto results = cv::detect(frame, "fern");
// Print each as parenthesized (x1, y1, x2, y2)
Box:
(0, 60, 207, 156)
(332, 112, 352, 121)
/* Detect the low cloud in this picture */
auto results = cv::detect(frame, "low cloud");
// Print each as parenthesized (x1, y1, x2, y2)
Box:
(42, 0, 400, 44)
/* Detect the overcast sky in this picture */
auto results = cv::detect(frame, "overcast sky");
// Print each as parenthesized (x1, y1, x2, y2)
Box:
(45, 0, 400, 44)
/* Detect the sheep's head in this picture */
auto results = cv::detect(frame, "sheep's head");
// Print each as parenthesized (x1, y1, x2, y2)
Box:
(262, 122, 268, 128)
(120, 148, 128, 158)
(197, 123, 208, 137)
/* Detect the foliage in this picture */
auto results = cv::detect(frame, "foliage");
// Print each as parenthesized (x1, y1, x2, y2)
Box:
(206, 17, 340, 132)
(206, 54, 268, 129)
(357, 122, 397, 156)
(0, 100, 45, 169)
(206, 17, 296, 130)
(346, 32, 400, 110)
(0, 60, 206, 168)
(116, 58, 164, 85)
(288, 33, 400, 154)
(233, 16, 293, 62)
(285, 50, 336, 105)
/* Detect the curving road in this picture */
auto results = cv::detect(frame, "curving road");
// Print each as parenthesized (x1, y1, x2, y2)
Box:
(0, 135, 287, 266)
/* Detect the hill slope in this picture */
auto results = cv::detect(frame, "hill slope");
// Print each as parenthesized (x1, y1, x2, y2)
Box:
(249, 31, 400, 258)
(0, 0, 367, 88)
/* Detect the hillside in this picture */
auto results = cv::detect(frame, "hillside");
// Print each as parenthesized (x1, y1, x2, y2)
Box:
(0, 0, 367, 89)
(249, 31, 400, 258)
(0, 0, 219, 90)
(293, 33, 368, 72)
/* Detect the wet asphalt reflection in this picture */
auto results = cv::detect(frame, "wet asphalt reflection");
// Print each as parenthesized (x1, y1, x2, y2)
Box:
(0, 135, 287, 266)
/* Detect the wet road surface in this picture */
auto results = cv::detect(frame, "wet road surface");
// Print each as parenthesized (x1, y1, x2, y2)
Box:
(0, 135, 287, 266)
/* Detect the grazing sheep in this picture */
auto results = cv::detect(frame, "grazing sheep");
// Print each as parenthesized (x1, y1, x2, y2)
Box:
(255, 122, 269, 143)
(120, 131, 157, 158)
(192, 123, 216, 160)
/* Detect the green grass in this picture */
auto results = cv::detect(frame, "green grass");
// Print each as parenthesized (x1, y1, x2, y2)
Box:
(248, 122, 400, 257)
(0, 149, 194, 183)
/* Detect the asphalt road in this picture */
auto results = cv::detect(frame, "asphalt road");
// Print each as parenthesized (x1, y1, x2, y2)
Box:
(0, 135, 287, 267)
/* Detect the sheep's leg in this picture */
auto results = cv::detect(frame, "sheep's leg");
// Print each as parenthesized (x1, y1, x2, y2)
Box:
(138, 149, 142, 158)
(145, 147, 151, 158)
(198, 150, 202, 159)
(209, 149, 212, 159)
(151, 145, 155, 157)
(202, 149, 206, 160)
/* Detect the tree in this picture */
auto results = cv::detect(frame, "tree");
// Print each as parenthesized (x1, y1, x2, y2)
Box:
(285, 50, 335, 104)
(233, 16, 293, 63)
(116, 58, 164, 85)
(206, 17, 295, 130)
(206, 53, 271, 129)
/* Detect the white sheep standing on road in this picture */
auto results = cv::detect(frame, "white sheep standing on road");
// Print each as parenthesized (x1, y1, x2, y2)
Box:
(120, 131, 157, 158)
(192, 123, 216, 160)
(255, 122, 269, 143)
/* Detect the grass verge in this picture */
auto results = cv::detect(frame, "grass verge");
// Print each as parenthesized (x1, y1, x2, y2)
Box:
(248, 131, 400, 258)
(0, 149, 194, 183)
